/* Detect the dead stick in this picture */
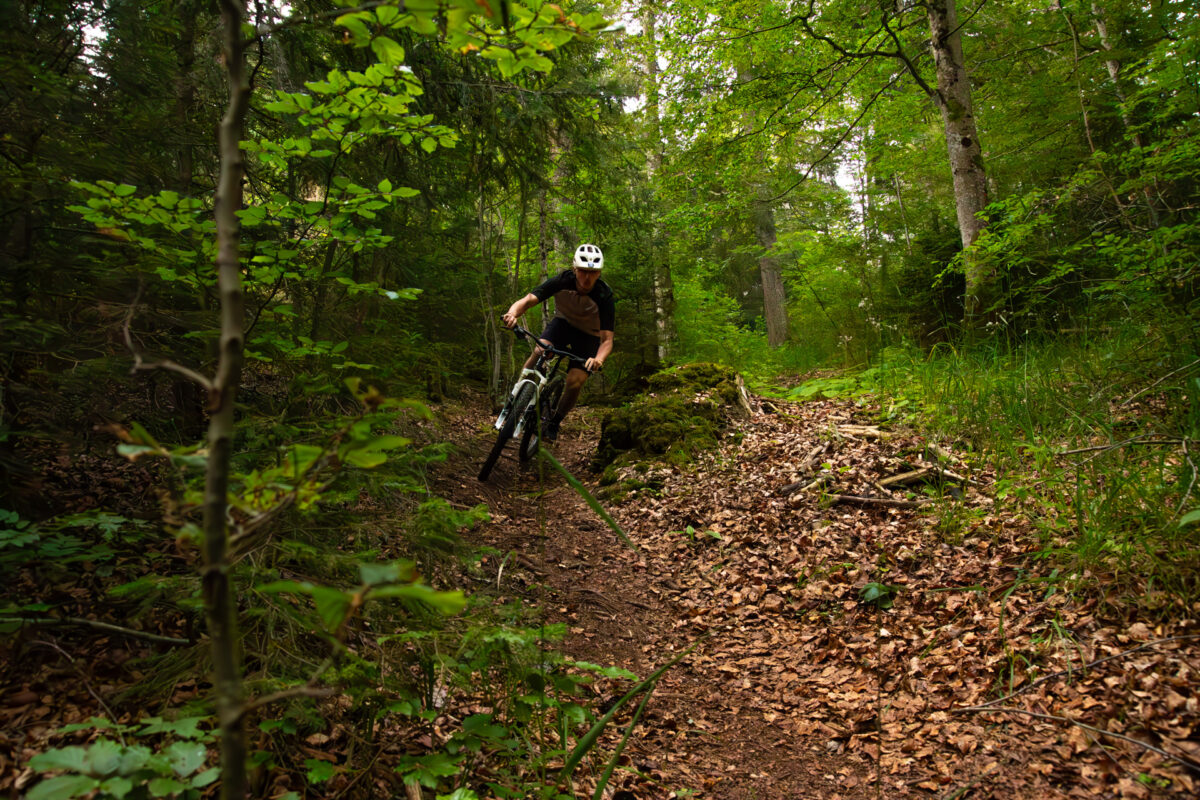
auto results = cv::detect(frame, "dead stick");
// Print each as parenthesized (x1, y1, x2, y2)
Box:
(10, 617, 190, 646)
(953, 706, 1200, 772)
(967, 634, 1200, 710)
(827, 494, 929, 510)
(1057, 435, 1180, 456)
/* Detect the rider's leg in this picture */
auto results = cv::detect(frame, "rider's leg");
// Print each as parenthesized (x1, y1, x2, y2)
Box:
(552, 367, 589, 421)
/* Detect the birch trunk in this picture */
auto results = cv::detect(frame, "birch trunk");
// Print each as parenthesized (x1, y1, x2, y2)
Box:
(208, 1, 250, 795)
(926, 0, 993, 326)
(643, 5, 675, 361)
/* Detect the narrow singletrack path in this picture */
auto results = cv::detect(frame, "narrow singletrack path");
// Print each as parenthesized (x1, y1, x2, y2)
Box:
(434, 390, 1200, 800)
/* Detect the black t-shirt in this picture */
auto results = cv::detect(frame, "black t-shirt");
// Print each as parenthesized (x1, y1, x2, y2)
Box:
(531, 270, 615, 337)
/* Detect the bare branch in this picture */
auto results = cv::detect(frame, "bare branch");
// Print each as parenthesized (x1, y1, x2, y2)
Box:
(122, 282, 214, 392)
(966, 634, 1200, 710)
(18, 617, 190, 645)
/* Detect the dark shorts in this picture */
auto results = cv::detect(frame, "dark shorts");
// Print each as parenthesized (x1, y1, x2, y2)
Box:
(539, 317, 599, 373)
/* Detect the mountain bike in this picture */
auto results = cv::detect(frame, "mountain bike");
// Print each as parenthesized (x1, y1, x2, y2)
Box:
(478, 325, 590, 482)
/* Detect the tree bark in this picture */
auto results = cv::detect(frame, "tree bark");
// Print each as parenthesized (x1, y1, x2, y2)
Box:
(754, 198, 789, 347)
(926, 0, 993, 326)
(643, 5, 675, 361)
(1092, 2, 1161, 229)
(208, 1, 250, 796)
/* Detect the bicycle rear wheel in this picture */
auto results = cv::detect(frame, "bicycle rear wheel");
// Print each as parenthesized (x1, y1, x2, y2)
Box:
(479, 383, 534, 481)
(519, 376, 564, 462)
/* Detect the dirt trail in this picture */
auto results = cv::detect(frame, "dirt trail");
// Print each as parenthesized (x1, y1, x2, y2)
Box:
(439, 399, 853, 799)
(439, 391, 1200, 800)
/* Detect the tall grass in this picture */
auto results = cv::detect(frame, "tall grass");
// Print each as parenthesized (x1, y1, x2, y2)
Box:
(858, 321, 1200, 603)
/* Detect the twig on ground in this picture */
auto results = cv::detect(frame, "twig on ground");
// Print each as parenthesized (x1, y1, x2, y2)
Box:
(965, 634, 1200, 709)
(953, 706, 1200, 772)
(1057, 434, 1181, 456)
(31, 639, 123, 743)
(824, 493, 930, 510)
(1120, 357, 1200, 406)
(10, 617, 190, 646)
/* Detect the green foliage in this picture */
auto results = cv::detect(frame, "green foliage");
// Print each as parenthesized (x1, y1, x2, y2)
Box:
(852, 322, 1200, 601)
(26, 717, 216, 800)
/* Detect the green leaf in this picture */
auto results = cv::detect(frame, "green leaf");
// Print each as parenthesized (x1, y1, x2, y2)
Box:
(85, 738, 122, 776)
(1180, 509, 1200, 527)
(98, 776, 134, 798)
(368, 583, 466, 614)
(378, 178, 393, 193)
(147, 776, 186, 797)
(112, 184, 137, 197)
(30, 747, 90, 773)
(165, 741, 207, 777)
(27, 775, 100, 800)
(371, 36, 405, 65)
(305, 759, 337, 784)
(190, 767, 219, 788)
(312, 586, 352, 630)
(420, 137, 437, 154)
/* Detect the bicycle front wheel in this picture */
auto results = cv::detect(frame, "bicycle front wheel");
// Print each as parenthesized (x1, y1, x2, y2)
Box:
(519, 376, 564, 462)
(479, 383, 535, 481)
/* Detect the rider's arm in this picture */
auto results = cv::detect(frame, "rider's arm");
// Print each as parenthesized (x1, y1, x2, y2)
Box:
(502, 293, 540, 328)
(586, 330, 614, 372)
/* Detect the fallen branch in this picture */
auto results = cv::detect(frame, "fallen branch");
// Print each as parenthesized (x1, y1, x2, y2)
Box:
(838, 424, 886, 440)
(1120, 357, 1200, 407)
(826, 493, 929, 510)
(953, 705, 1200, 773)
(965, 634, 1200, 710)
(1057, 435, 1182, 456)
(7, 617, 190, 646)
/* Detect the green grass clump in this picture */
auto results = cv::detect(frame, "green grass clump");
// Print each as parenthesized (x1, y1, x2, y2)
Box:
(855, 320, 1200, 605)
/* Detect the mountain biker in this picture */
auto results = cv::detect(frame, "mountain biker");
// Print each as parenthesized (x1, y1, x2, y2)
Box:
(500, 243, 614, 443)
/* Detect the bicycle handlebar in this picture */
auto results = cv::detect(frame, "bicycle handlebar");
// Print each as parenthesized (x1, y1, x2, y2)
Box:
(509, 324, 598, 372)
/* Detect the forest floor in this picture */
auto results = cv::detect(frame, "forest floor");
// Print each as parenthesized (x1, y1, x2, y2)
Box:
(3, 387, 1199, 800)
(438, 389, 1200, 800)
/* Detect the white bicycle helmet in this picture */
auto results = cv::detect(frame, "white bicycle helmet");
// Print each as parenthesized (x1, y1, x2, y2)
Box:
(573, 243, 603, 270)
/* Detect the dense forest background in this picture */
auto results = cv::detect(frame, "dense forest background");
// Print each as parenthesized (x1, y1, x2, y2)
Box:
(1, 0, 1197, 798)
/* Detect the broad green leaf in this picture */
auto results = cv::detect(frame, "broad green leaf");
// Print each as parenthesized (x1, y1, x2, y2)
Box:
(98, 776, 134, 798)
(165, 741, 207, 776)
(305, 759, 337, 784)
(85, 738, 122, 776)
(368, 583, 466, 614)
(1180, 509, 1200, 527)
(371, 36, 405, 65)
(147, 776, 186, 797)
(30, 747, 90, 773)
(312, 586, 352, 630)
(27, 775, 100, 800)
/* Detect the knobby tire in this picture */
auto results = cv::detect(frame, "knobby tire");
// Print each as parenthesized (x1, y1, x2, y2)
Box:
(520, 376, 564, 462)
(479, 383, 535, 481)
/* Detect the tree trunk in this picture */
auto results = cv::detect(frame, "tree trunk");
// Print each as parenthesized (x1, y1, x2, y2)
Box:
(1092, 2, 1161, 229)
(754, 198, 789, 347)
(926, 0, 993, 327)
(208, 1, 250, 796)
(643, 5, 675, 361)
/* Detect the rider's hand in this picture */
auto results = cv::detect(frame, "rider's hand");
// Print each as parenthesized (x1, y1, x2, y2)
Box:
(585, 357, 604, 373)
(501, 311, 518, 329)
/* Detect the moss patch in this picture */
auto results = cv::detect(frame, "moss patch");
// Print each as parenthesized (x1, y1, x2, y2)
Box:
(594, 362, 749, 470)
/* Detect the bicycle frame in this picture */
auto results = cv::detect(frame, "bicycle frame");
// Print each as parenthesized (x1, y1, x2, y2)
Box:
(494, 330, 572, 437)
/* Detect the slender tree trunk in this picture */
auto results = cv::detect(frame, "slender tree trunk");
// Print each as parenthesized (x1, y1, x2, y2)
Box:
(643, 5, 675, 361)
(926, 0, 993, 327)
(736, 62, 789, 348)
(208, 1, 250, 796)
(1092, 2, 1161, 229)
(754, 198, 789, 347)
